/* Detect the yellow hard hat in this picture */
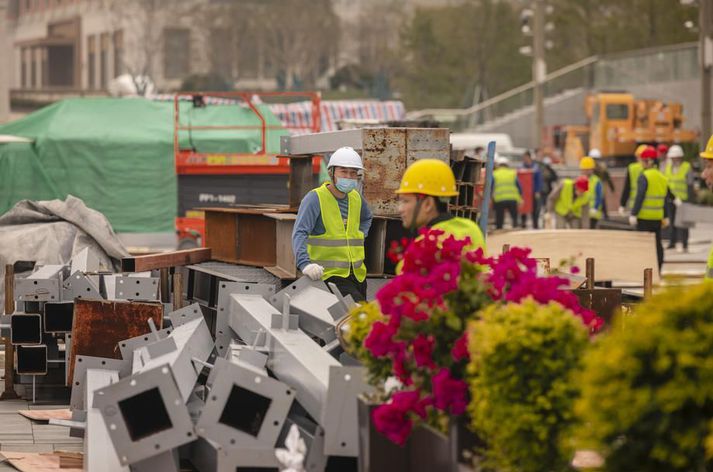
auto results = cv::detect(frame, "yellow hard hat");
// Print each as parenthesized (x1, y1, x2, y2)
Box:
(395, 159, 458, 197)
(700, 135, 713, 159)
(579, 156, 596, 170)
(634, 144, 648, 158)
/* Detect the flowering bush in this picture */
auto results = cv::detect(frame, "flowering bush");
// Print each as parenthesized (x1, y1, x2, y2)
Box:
(351, 228, 602, 446)
(467, 300, 590, 472)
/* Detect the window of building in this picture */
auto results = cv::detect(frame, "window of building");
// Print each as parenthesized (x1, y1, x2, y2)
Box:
(30, 48, 37, 88)
(210, 28, 234, 80)
(87, 35, 96, 89)
(21, 47, 28, 88)
(163, 28, 190, 80)
(113, 30, 123, 76)
(100, 33, 109, 88)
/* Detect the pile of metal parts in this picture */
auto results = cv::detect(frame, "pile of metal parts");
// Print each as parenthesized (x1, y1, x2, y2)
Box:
(30, 271, 369, 471)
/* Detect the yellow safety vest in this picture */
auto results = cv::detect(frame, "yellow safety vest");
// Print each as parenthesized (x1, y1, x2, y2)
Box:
(628, 162, 643, 208)
(638, 169, 668, 221)
(664, 161, 691, 201)
(707, 245, 713, 280)
(554, 179, 590, 218)
(587, 174, 603, 220)
(492, 168, 522, 203)
(395, 216, 486, 274)
(307, 184, 367, 282)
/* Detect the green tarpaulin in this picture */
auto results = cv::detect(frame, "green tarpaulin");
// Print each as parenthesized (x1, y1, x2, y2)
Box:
(0, 98, 287, 232)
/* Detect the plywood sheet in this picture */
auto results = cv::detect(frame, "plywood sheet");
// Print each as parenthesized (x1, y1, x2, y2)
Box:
(17, 410, 72, 423)
(486, 230, 659, 284)
(67, 299, 162, 384)
(0, 452, 82, 472)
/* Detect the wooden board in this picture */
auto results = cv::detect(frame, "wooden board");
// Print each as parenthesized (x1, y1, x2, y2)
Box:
(0, 452, 82, 472)
(121, 248, 211, 272)
(67, 299, 163, 385)
(17, 410, 72, 423)
(486, 230, 660, 284)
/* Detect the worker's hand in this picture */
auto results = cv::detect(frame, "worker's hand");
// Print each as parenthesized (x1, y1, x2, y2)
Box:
(674, 197, 683, 207)
(662, 217, 670, 228)
(628, 215, 637, 227)
(618, 206, 626, 216)
(302, 263, 324, 281)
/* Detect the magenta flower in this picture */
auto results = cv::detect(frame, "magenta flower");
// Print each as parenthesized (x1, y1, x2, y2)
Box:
(372, 390, 432, 445)
(364, 321, 400, 357)
(432, 368, 469, 415)
(451, 332, 469, 362)
(412, 334, 436, 369)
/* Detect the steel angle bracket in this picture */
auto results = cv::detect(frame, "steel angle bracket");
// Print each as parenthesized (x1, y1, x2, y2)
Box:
(62, 271, 102, 301)
(70, 356, 128, 411)
(92, 364, 196, 467)
(321, 366, 372, 457)
(270, 277, 341, 343)
(118, 327, 173, 363)
(166, 302, 203, 328)
(16, 277, 61, 303)
(196, 357, 294, 450)
(216, 282, 276, 356)
(326, 282, 357, 322)
(114, 275, 160, 301)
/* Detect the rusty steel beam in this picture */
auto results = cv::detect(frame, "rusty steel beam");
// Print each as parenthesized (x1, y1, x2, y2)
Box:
(121, 248, 211, 273)
(2, 264, 18, 400)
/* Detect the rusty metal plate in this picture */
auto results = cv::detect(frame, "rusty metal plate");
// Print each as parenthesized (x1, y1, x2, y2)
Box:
(405, 128, 450, 165)
(571, 288, 622, 326)
(67, 299, 162, 385)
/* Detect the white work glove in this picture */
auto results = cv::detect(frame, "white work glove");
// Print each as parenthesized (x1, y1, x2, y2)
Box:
(618, 206, 626, 216)
(674, 197, 683, 207)
(302, 263, 324, 281)
(628, 215, 637, 227)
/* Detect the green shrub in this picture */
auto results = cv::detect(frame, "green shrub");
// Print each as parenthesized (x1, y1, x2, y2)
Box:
(576, 282, 713, 471)
(467, 299, 589, 472)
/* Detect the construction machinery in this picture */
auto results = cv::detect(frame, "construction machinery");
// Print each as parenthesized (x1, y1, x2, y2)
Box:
(556, 92, 698, 165)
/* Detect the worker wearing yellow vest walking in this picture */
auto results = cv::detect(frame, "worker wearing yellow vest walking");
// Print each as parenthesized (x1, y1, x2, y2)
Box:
(545, 175, 591, 229)
(579, 156, 603, 229)
(491, 156, 523, 229)
(292, 147, 372, 301)
(395, 159, 485, 263)
(664, 145, 694, 252)
(628, 146, 673, 271)
(699, 136, 713, 280)
(619, 144, 649, 214)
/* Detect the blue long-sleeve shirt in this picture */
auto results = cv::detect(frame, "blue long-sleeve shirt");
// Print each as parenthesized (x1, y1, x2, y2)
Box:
(593, 180, 603, 211)
(292, 189, 373, 270)
(521, 162, 544, 194)
(631, 174, 672, 218)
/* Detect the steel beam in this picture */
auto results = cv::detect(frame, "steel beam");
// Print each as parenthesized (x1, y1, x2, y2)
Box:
(215, 282, 275, 357)
(121, 248, 212, 273)
(280, 129, 363, 155)
(10, 313, 42, 345)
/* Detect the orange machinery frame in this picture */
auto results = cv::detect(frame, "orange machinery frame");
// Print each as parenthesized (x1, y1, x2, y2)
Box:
(174, 91, 322, 247)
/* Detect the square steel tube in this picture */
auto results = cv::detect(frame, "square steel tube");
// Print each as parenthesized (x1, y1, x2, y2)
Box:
(10, 313, 42, 345)
(44, 302, 74, 333)
(84, 368, 127, 471)
(16, 345, 47, 374)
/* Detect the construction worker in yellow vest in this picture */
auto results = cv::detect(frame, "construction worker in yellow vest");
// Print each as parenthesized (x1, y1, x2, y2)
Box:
(292, 147, 372, 301)
(628, 146, 673, 271)
(579, 156, 604, 229)
(492, 155, 523, 229)
(664, 145, 694, 252)
(699, 136, 713, 279)
(545, 175, 590, 229)
(619, 144, 649, 214)
(395, 159, 485, 270)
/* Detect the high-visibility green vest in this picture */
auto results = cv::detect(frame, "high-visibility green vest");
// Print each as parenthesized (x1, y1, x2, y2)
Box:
(664, 161, 691, 201)
(492, 168, 521, 203)
(638, 168, 668, 221)
(707, 245, 713, 280)
(395, 216, 486, 274)
(307, 184, 367, 282)
(587, 174, 603, 220)
(554, 179, 590, 218)
(432, 217, 486, 253)
(628, 162, 643, 208)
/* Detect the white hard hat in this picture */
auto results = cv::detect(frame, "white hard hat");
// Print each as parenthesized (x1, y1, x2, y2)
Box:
(495, 155, 509, 165)
(667, 144, 684, 159)
(543, 156, 552, 165)
(328, 147, 363, 170)
(589, 149, 602, 159)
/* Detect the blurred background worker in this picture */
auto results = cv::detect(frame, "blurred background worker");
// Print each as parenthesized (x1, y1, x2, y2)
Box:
(619, 144, 649, 214)
(579, 156, 604, 229)
(546, 175, 591, 229)
(663, 145, 694, 252)
(396, 159, 484, 250)
(589, 149, 615, 219)
(628, 146, 673, 271)
(519, 150, 544, 229)
(700, 136, 713, 279)
(492, 155, 523, 230)
(539, 156, 559, 210)
(292, 147, 372, 302)
(657, 143, 669, 161)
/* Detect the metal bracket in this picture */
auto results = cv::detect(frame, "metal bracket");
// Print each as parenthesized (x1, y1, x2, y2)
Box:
(69, 356, 128, 411)
(62, 271, 103, 301)
(114, 275, 160, 301)
(216, 282, 276, 357)
(166, 302, 203, 328)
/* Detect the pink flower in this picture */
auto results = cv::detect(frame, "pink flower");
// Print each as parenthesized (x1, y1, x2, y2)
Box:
(372, 390, 432, 445)
(431, 368, 468, 415)
(570, 266, 580, 274)
(364, 321, 399, 357)
(451, 333, 469, 362)
(412, 334, 436, 369)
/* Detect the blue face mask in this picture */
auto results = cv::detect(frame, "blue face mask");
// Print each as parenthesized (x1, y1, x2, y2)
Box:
(336, 178, 358, 193)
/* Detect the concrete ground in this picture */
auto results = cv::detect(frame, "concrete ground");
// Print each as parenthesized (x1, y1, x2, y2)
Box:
(0, 351, 81, 471)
